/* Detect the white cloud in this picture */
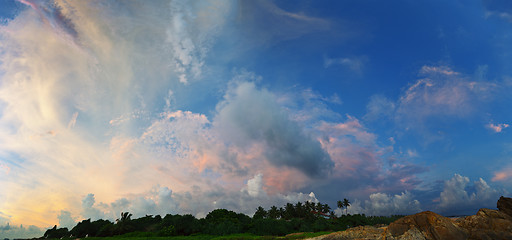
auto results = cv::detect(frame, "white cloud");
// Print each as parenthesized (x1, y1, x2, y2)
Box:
(0, 0, 234, 230)
(437, 174, 503, 215)
(247, 173, 265, 197)
(342, 191, 421, 216)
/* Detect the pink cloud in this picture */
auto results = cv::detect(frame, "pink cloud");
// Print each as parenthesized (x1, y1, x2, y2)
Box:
(492, 168, 512, 181)
(419, 66, 459, 76)
(486, 123, 510, 133)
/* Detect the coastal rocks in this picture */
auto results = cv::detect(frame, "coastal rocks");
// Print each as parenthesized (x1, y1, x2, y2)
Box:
(455, 208, 512, 240)
(498, 196, 512, 217)
(309, 196, 512, 240)
(384, 211, 467, 240)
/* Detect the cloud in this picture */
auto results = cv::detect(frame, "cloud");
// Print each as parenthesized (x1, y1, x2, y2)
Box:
(0, 0, 234, 230)
(341, 191, 421, 216)
(363, 191, 421, 216)
(74, 174, 319, 221)
(437, 174, 503, 215)
(486, 123, 510, 133)
(492, 168, 512, 182)
(364, 95, 396, 121)
(0, 223, 43, 239)
(213, 81, 334, 178)
(483, 0, 512, 22)
(57, 210, 76, 229)
(237, 0, 331, 46)
(324, 55, 367, 73)
(365, 65, 502, 135)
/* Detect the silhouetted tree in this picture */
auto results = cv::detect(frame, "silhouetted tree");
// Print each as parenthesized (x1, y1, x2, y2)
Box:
(268, 206, 280, 219)
(114, 212, 134, 235)
(43, 225, 69, 239)
(343, 198, 351, 215)
(253, 206, 267, 219)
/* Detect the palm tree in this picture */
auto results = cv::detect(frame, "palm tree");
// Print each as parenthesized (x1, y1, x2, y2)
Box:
(115, 212, 133, 234)
(268, 206, 280, 219)
(322, 203, 331, 214)
(337, 200, 343, 215)
(117, 212, 132, 223)
(254, 206, 267, 219)
(295, 202, 304, 218)
(342, 198, 351, 215)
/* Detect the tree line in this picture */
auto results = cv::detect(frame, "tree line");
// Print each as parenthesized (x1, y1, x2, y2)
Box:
(42, 199, 403, 239)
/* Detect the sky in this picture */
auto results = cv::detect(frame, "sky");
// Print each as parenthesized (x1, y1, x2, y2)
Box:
(0, 0, 512, 238)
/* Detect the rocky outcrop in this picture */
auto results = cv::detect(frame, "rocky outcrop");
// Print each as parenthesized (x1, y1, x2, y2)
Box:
(455, 208, 512, 240)
(498, 196, 512, 217)
(308, 196, 512, 240)
(384, 211, 467, 240)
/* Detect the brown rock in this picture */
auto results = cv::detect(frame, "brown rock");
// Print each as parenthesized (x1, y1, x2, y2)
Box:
(498, 196, 512, 217)
(385, 211, 468, 240)
(455, 208, 512, 240)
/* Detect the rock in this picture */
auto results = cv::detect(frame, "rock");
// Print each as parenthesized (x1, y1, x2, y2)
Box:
(455, 208, 512, 240)
(385, 211, 468, 240)
(498, 196, 512, 217)
(307, 197, 512, 240)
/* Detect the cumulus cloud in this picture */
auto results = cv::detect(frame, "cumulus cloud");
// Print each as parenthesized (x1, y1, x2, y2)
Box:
(340, 191, 421, 216)
(437, 174, 503, 215)
(214, 81, 334, 178)
(57, 210, 76, 229)
(0, 223, 43, 239)
(74, 174, 319, 221)
(316, 116, 425, 197)
(0, 0, 233, 229)
(0, 0, 429, 234)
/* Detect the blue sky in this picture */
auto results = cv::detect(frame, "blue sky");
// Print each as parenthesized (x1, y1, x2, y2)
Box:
(0, 0, 511, 238)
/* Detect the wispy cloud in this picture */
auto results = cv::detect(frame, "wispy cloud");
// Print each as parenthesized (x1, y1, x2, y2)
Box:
(486, 123, 510, 133)
(366, 65, 503, 135)
(324, 55, 367, 73)
(492, 168, 512, 182)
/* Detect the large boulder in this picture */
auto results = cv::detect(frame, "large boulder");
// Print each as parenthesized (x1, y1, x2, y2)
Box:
(498, 196, 512, 217)
(384, 211, 467, 240)
(455, 208, 512, 240)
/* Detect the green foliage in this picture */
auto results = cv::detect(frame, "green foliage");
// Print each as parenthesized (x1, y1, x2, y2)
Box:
(253, 206, 267, 219)
(43, 225, 69, 239)
(158, 224, 175, 236)
(249, 219, 288, 236)
(70, 219, 113, 237)
(42, 200, 406, 239)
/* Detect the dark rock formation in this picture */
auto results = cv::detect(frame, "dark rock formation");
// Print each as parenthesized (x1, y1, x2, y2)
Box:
(498, 196, 512, 217)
